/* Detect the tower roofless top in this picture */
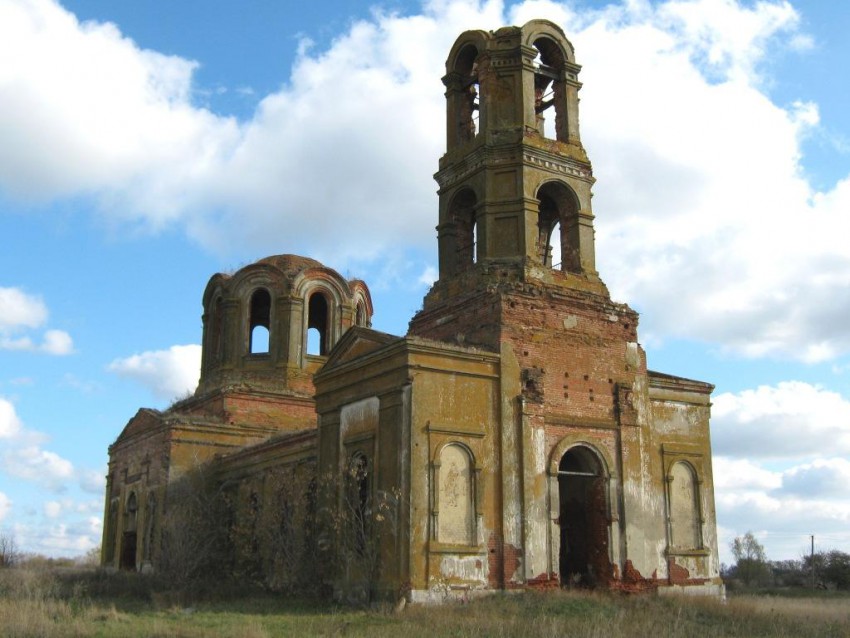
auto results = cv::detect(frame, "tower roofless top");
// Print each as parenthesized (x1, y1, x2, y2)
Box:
(426, 19, 601, 306)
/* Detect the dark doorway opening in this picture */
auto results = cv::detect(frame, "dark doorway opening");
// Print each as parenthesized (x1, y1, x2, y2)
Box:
(120, 492, 138, 570)
(120, 532, 137, 570)
(558, 446, 609, 587)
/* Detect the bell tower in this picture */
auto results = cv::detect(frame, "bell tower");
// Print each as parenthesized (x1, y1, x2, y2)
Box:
(411, 20, 610, 348)
(437, 21, 597, 279)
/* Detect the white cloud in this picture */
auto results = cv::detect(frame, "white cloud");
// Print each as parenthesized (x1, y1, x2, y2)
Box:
(713, 457, 781, 491)
(712, 382, 850, 459)
(712, 380, 850, 560)
(44, 501, 62, 518)
(108, 344, 201, 401)
(40, 329, 73, 355)
(779, 458, 850, 499)
(0, 287, 74, 355)
(0, 286, 46, 330)
(714, 456, 850, 561)
(0, 398, 85, 494)
(0, 397, 22, 438)
(38, 523, 98, 554)
(0, 0, 849, 362)
(0, 491, 10, 522)
(3, 446, 75, 490)
(43, 498, 101, 520)
(78, 469, 106, 495)
(418, 265, 438, 287)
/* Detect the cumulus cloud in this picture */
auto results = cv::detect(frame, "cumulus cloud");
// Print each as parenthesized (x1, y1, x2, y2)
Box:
(108, 344, 201, 401)
(0, 286, 47, 330)
(712, 381, 850, 560)
(44, 501, 62, 518)
(712, 381, 850, 459)
(714, 455, 850, 561)
(0, 397, 22, 438)
(3, 446, 75, 490)
(78, 469, 106, 495)
(1, 0, 847, 361)
(0, 287, 74, 355)
(0, 397, 90, 494)
(779, 458, 850, 499)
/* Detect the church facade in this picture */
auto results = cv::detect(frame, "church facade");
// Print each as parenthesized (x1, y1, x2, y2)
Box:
(102, 20, 723, 601)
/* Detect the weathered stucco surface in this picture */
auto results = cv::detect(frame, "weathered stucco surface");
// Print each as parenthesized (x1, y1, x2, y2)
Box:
(103, 18, 723, 601)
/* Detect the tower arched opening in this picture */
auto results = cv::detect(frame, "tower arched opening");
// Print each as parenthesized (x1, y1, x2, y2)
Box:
(450, 44, 480, 144)
(532, 36, 567, 142)
(249, 288, 271, 354)
(537, 182, 581, 273)
(307, 291, 330, 356)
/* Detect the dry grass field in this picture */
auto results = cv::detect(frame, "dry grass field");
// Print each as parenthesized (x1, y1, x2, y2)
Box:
(1, 568, 849, 637)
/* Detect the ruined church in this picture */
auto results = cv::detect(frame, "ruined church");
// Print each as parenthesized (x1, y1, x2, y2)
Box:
(102, 20, 724, 601)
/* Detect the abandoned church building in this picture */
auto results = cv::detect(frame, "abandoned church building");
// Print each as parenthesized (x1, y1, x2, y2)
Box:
(102, 20, 724, 600)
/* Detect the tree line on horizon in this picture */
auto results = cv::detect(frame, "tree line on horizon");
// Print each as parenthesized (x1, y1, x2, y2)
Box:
(724, 531, 850, 591)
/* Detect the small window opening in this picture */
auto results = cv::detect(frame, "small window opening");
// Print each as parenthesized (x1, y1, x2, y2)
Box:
(307, 292, 329, 355)
(249, 289, 271, 354)
(251, 325, 269, 353)
(355, 301, 366, 327)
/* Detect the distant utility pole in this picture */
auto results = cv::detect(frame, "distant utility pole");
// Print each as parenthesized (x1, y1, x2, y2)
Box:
(810, 534, 815, 589)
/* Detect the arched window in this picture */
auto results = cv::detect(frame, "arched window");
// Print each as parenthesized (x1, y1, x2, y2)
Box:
(537, 182, 580, 272)
(307, 291, 329, 355)
(669, 462, 701, 550)
(125, 492, 138, 533)
(437, 444, 475, 545)
(355, 301, 367, 327)
(348, 453, 370, 555)
(533, 37, 567, 142)
(249, 289, 271, 354)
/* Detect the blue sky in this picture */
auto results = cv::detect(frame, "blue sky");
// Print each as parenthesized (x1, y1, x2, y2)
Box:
(1, 0, 849, 564)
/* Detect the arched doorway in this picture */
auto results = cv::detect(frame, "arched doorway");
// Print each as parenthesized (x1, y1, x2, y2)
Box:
(557, 446, 610, 586)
